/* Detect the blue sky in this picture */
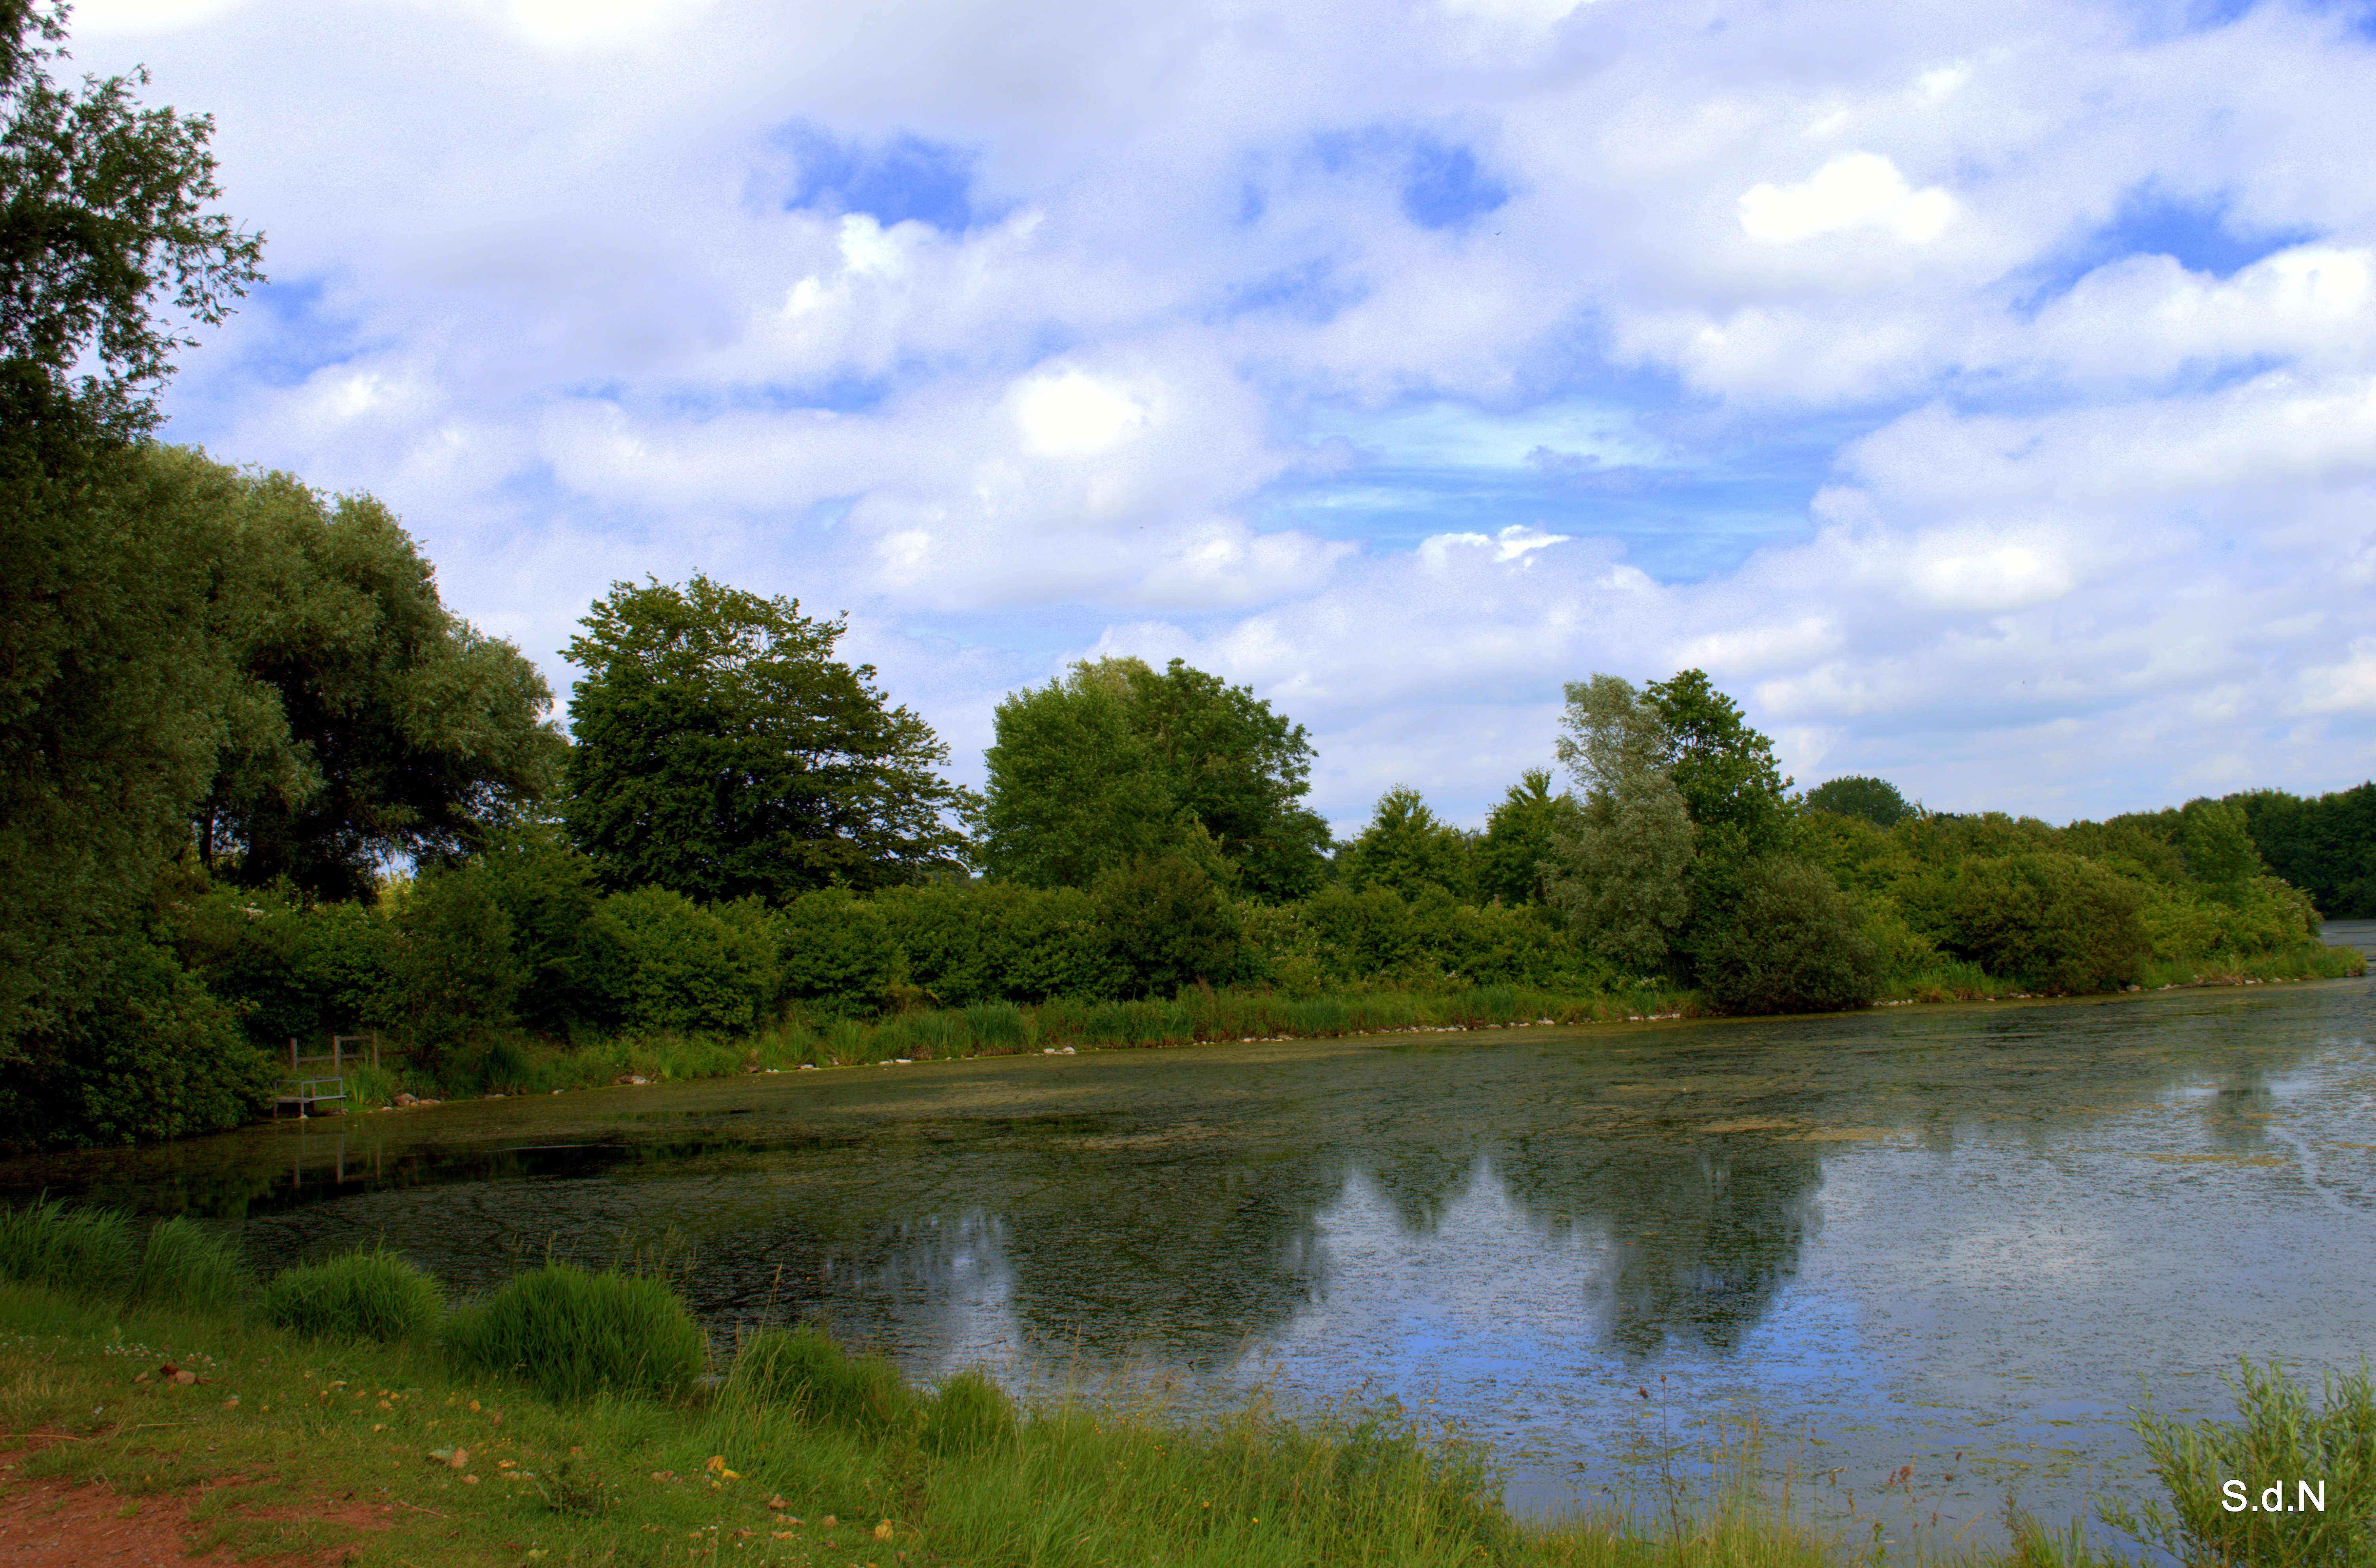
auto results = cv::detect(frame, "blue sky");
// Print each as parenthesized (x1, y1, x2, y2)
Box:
(71, 0, 2376, 833)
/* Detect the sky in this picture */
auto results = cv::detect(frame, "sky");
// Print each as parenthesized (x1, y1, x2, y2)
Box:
(66, 0, 2376, 834)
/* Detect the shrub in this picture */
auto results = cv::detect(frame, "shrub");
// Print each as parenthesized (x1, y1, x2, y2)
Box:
(0, 937, 274, 1151)
(0, 1199, 135, 1297)
(396, 861, 521, 1068)
(725, 1325, 921, 1435)
(1694, 857, 1884, 1014)
(1926, 852, 2148, 993)
(170, 881, 399, 1055)
(446, 1262, 706, 1401)
(260, 1247, 442, 1342)
(2104, 1358, 2376, 1568)
(579, 886, 776, 1034)
(130, 1216, 246, 1311)
(778, 888, 896, 1014)
(875, 882, 1117, 1004)
(1094, 854, 1244, 998)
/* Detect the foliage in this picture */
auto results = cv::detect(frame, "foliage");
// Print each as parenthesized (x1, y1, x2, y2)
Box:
(874, 880, 1117, 1005)
(1645, 667, 1793, 918)
(778, 887, 896, 1015)
(445, 1261, 706, 1401)
(1803, 775, 1913, 827)
(2226, 783, 2376, 918)
(563, 574, 967, 903)
(0, 1197, 134, 1294)
(168, 873, 397, 1053)
(1691, 857, 1883, 1014)
(578, 885, 779, 1035)
(1339, 786, 1476, 901)
(2180, 796, 2265, 899)
(0, 931, 272, 1150)
(1916, 851, 2148, 993)
(2103, 1358, 2376, 1568)
(394, 861, 519, 1067)
(978, 655, 1330, 898)
(129, 1215, 245, 1310)
(1547, 676, 1698, 969)
(474, 819, 601, 1032)
(258, 1246, 442, 1343)
(187, 452, 565, 901)
(1476, 767, 1581, 905)
(1093, 852, 1246, 998)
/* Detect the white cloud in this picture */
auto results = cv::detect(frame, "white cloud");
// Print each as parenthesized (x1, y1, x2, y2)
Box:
(1010, 369, 1156, 459)
(1738, 153, 1956, 245)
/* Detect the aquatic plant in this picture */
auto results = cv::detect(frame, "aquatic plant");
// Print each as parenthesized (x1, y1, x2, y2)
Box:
(444, 1261, 705, 1401)
(258, 1246, 441, 1343)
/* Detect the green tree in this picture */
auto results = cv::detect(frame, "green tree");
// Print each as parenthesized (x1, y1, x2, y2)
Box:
(188, 453, 565, 901)
(2180, 797, 2263, 901)
(394, 862, 519, 1069)
(1340, 786, 1476, 901)
(1093, 852, 1245, 998)
(1804, 775, 1912, 828)
(1476, 767, 1582, 905)
(563, 575, 969, 902)
(1644, 669, 1793, 916)
(978, 655, 1328, 898)
(1544, 674, 1696, 969)
(0, 0, 263, 1050)
(1692, 857, 1883, 1014)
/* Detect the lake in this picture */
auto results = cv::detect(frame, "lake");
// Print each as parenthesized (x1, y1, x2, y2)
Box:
(8, 925, 2372, 1552)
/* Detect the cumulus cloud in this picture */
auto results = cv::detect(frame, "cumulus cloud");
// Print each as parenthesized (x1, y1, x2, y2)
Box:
(96, 0, 2376, 827)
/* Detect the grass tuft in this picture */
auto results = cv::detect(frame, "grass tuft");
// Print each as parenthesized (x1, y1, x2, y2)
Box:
(725, 1325, 920, 1435)
(129, 1216, 247, 1311)
(0, 1197, 135, 1297)
(445, 1261, 706, 1402)
(258, 1246, 442, 1343)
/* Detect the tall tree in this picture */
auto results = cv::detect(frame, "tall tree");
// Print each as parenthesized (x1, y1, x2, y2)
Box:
(979, 656, 1329, 898)
(0, 0, 262, 1048)
(1643, 668, 1792, 916)
(1804, 775, 1913, 828)
(563, 575, 968, 901)
(1544, 674, 1696, 969)
(1340, 786, 1476, 901)
(1476, 767, 1583, 905)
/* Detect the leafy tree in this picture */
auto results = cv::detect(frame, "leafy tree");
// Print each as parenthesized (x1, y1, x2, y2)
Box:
(1340, 786, 1476, 901)
(0, 0, 262, 1050)
(1544, 674, 1696, 969)
(189, 453, 565, 901)
(474, 820, 601, 1034)
(578, 885, 780, 1035)
(2180, 797, 2264, 901)
(563, 575, 968, 902)
(394, 862, 519, 1069)
(2227, 784, 2376, 918)
(1476, 767, 1583, 905)
(778, 888, 898, 1016)
(1931, 852, 2147, 993)
(979, 656, 1329, 898)
(1692, 856, 1883, 1014)
(1804, 775, 1912, 828)
(1644, 668, 1792, 914)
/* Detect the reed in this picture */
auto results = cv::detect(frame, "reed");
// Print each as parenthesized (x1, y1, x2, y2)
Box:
(0, 1196, 134, 1297)
(128, 1216, 246, 1311)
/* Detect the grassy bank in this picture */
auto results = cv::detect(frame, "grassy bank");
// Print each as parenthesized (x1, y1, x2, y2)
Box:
(357, 939, 2367, 1108)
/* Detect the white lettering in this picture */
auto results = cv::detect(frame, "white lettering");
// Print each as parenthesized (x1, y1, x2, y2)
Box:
(2224, 1480, 2248, 1513)
(2264, 1485, 2286, 1513)
(2299, 1481, 2325, 1513)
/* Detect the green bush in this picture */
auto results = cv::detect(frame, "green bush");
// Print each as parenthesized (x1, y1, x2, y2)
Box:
(778, 888, 896, 1014)
(0, 1199, 135, 1297)
(170, 880, 398, 1055)
(2105, 1358, 2376, 1568)
(1694, 857, 1884, 1014)
(725, 1325, 921, 1435)
(130, 1216, 246, 1311)
(1923, 851, 2148, 993)
(0, 937, 274, 1151)
(445, 1262, 706, 1401)
(875, 881, 1117, 1004)
(259, 1247, 442, 1342)
(396, 861, 521, 1067)
(1094, 853, 1244, 998)
(579, 886, 778, 1034)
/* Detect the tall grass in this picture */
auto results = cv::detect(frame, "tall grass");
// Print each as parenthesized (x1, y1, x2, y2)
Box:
(445, 1261, 706, 1401)
(0, 1197, 135, 1295)
(259, 1246, 442, 1343)
(129, 1216, 246, 1311)
(2102, 1357, 2376, 1568)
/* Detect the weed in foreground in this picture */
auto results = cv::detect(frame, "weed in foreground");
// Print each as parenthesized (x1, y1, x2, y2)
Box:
(257, 1244, 441, 1343)
(445, 1260, 706, 1401)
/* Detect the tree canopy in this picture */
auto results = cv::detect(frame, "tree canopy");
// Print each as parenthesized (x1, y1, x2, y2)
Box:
(1804, 775, 1913, 828)
(562, 575, 969, 902)
(1546, 674, 1697, 969)
(1476, 767, 1583, 905)
(1340, 786, 1476, 901)
(978, 656, 1329, 898)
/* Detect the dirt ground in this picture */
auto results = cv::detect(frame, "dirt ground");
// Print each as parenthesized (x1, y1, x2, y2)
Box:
(0, 1434, 393, 1566)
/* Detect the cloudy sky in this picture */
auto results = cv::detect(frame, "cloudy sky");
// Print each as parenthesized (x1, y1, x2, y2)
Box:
(71, 0, 2376, 832)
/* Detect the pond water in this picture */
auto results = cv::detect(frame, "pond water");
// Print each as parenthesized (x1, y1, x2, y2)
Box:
(8, 928, 2374, 1553)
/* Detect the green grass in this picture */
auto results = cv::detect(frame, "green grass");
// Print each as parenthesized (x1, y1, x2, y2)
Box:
(445, 1260, 708, 1402)
(128, 1216, 247, 1311)
(0, 1195, 134, 1295)
(257, 1245, 442, 1343)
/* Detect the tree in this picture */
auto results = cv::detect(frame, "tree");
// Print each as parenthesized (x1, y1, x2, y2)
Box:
(1093, 852, 1244, 998)
(1692, 856, 1883, 1014)
(1643, 668, 1792, 875)
(1804, 775, 1913, 828)
(1544, 675, 1697, 969)
(0, 0, 262, 1050)
(1340, 786, 1476, 901)
(189, 452, 565, 901)
(563, 575, 968, 902)
(1476, 767, 1583, 905)
(2180, 797, 2263, 901)
(978, 655, 1329, 898)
